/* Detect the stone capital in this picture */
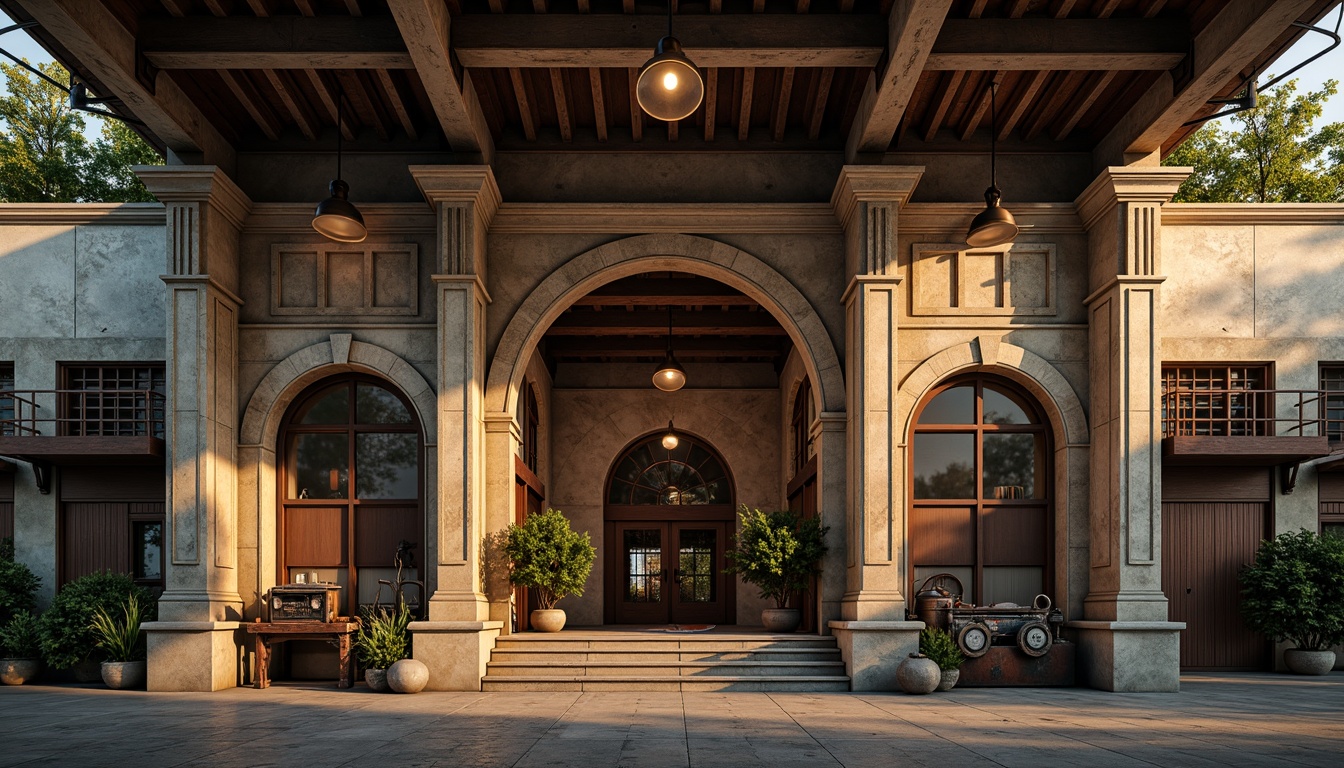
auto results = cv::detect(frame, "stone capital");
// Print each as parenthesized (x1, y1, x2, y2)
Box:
(1073, 166, 1189, 231)
(829, 165, 925, 230)
(409, 165, 503, 225)
(135, 165, 252, 230)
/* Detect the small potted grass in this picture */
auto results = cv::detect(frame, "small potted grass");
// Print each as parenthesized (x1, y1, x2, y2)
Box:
(89, 593, 146, 690)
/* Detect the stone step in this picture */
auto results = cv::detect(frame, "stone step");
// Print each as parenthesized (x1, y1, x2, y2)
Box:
(487, 660, 847, 677)
(492, 638, 837, 652)
(481, 675, 852, 693)
(488, 648, 842, 663)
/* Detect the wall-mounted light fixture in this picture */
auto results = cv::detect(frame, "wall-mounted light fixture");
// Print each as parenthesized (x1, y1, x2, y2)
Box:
(661, 421, 679, 450)
(312, 88, 367, 243)
(653, 306, 686, 392)
(966, 82, 1018, 249)
(635, 0, 704, 122)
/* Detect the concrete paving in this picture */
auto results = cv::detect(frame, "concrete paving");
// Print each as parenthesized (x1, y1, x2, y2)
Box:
(2, 673, 1341, 767)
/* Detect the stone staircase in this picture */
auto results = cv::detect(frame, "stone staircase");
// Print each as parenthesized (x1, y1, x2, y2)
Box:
(482, 629, 850, 692)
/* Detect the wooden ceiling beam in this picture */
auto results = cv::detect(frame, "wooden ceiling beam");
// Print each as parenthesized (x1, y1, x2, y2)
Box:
(547, 311, 787, 336)
(376, 70, 419, 140)
(920, 70, 964, 143)
(772, 67, 794, 142)
(627, 67, 643, 142)
(737, 67, 755, 142)
(160, 0, 190, 15)
(451, 15, 886, 69)
(15, 0, 235, 170)
(335, 70, 389, 141)
(545, 337, 788, 359)
(219, 71, 282, 141)
(139, 17, 413, 70)
(590, 68, 608, 143)
(1051, 69, 1116, 141)
(264, 69, 319, 141)
(924, 18, 1188, 71)
(846, 0, 953, 160)
(550, 68, 572, 143)
(806, 67, 833, 141)
(509, 68, 538, 141)
(387, 0, 494, 161)
(303, 69, 355, 141)
(1095, 0, 1317, 166)
(703, 67, 717, 142)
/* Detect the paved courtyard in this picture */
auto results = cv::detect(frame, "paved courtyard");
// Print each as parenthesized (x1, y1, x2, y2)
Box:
(2, 673, 1341, 767)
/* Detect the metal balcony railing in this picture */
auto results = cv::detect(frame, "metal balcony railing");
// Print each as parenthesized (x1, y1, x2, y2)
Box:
(1160, 388, 1343, 440)
(0, 389, 166, 439)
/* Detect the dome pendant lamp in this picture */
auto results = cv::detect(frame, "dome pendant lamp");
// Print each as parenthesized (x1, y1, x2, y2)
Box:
(312, 88, 367, 243)
(653, 306, 687, 392)
(966, 82, 1019, 248)
(661, 421, 679, 450)
(635, 0, 704, 122)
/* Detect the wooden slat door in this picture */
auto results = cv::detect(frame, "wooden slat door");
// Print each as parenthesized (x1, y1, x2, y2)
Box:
(61, 502, 132, 584)
(1162, 501, 1270, 670)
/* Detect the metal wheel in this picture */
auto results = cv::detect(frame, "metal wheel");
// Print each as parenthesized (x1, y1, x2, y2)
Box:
(957, 622, 992, 657)
(1016, 621, 1053, 657)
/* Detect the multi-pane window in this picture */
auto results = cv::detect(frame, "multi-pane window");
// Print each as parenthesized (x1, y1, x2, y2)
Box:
(0, 363, 13, 436)
(62, 364, 166, 437)
(607, 435, 731, 506)
(1321, 365, 1344, 443)
(791, 379, 814, 475)
(1161, 365, 1271, 437)
(522, 385, 540, 474)
(910, 376, 1051, 606)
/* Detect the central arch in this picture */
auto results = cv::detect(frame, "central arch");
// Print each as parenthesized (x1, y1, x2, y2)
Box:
(483, 234, 844, 418)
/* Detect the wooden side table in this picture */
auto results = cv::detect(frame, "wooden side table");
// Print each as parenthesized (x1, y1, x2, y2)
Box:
(245, 620, 360, 689)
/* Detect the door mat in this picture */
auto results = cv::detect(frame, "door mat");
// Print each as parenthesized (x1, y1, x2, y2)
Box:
(647, 624, 716, 633)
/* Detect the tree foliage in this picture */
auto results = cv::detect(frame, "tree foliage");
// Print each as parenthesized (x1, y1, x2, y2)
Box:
(504, 509, 596, 611)
(724, 507, 828, 609)
(1239, 529, 1344, 651)
(0, 60, 161, 203)
(1165, 78, 1344, 202)
(0, 537, 40, 627)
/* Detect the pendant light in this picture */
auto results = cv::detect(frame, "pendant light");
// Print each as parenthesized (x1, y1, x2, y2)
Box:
(312, 88, 367, 243)
(966, 82, 1018, 248)
(653, 306, 686, 392)
(661, 421, 679, 450)
(635, 0, 704, 122)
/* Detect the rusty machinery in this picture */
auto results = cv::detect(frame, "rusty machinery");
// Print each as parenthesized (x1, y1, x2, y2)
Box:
(912, 573, 1064, 658)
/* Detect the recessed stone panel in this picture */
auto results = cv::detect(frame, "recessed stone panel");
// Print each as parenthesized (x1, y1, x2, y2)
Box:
(911, 243, 1057, 317)
(271, 243, 418, 316)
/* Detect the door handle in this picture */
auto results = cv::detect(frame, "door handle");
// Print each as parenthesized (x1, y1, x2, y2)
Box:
(673, 569, 684, 584)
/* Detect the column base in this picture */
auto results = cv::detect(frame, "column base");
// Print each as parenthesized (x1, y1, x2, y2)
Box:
(828, 620, 923, 691)
(1067, 620, 1185, 692)
(839, 590, 907, 621)
(144, 621, 243, 691)
(409, 620, 503, 690)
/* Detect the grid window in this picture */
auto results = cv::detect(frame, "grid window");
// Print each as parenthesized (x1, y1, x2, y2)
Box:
(0, 363, 13, 436)
(62, 364, 166, 438)
(791, 379, 814, 475)
(1321, 365, 1344, 443)
(1161, 365, 1272, 437)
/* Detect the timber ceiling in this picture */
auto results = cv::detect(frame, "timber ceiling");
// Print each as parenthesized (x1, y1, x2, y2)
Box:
(2, 0, 1337, 165)
(541, 272, 792, 368)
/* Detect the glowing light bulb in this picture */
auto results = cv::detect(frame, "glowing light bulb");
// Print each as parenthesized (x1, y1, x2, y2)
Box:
(663, 72, 679, 91)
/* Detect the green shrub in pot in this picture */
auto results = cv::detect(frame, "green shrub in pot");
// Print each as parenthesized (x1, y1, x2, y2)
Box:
(89, 593, 147, 663)
(504, 509, 596, 632)
(724, 507, 828, 609)
(39, 571, 154, 670)
(919, 626, 966, 671)
(356, 600, 412, 670)
(1241, 529, 1344, 674)
(0, 537, 41, 626)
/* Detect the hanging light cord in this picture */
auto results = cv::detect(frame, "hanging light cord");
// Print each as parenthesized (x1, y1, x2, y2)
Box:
(666, 305, 674, 354)
(667, 0, 674, 38)
(989, 82, 998, 190)
(336, 86, 344, 180)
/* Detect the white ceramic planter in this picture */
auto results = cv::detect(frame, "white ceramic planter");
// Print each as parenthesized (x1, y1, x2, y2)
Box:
(1284, 649, 1336, 676)
(101, 660, 146, 690)
(531, 609, 567, 633)
(0, 658, 41, 685)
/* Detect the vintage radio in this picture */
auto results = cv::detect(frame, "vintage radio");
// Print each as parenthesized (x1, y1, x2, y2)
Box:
(268, 584, 343, 622)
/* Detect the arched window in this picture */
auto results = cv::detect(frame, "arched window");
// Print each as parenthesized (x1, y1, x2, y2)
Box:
(607, 436, 731, 506)
(279, 375, 422, 616)
(909, 375, 1051, 606)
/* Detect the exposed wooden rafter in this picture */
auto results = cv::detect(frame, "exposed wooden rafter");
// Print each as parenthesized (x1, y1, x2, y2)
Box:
(387, 0, 494, 161)
(806, 67, 834, 141)
(509, 68, 537, 141)
(924, 18, 1188, 71)
(589, 68, 607, 142)
(738, 68, 755, 142)
(704, 67, 718, 142)
(550, 68, 572, 143)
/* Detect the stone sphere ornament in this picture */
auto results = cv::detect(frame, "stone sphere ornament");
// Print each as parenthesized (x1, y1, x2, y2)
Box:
(895, 653, 940, 694)
(387, 658, 429, 693)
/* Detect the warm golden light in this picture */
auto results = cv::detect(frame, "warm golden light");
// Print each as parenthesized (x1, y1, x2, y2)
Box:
(662, 432, 679, 450)
(663, 72, 679, 91)
(635, 37, 704, 121)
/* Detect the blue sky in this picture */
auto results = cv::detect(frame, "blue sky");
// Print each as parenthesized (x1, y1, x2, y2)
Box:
(2, 7, 1342, 141)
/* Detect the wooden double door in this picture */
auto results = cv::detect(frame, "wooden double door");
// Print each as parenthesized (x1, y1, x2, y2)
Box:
(605, 519, 733, 625)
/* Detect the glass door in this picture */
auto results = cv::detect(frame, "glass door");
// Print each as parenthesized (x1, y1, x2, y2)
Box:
(612, 522, 730, 625)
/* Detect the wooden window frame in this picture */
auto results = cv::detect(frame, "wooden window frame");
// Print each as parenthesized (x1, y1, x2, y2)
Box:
(1161, 363, 1274, 438)
(58, 362, 166, 438)
(1320, 363, 1344, 445)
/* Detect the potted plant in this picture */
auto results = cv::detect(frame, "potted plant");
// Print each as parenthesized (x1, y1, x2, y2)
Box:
(1240, 529, 1344, 675)
(724, 507, 828, 633)
(355, 600, 411, 692)
(503, 508, 596, 632)
(1, 611, 43, 685)
(40, 571, 154, 682)
(919, 626, 966, 691)
(89, 592, 147, 689)
(1, 538, 40, 626)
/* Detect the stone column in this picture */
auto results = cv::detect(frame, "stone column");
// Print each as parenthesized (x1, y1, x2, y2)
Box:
(1069, 166, 1189, 692)
(405, 165, 503, 689)
(137, 166, 251, 691)
(827, 166, 926, 690)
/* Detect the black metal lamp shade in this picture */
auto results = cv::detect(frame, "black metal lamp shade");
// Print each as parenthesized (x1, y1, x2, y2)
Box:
(966, 186, 1019, 248)
(636, 36, 704, 122)
(312, 179, 367, 243)
(653, 351, 687, 392)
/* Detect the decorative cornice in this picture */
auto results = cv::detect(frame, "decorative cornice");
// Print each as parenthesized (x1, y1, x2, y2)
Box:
(134, 165, 253, 230)
(1073, 166, 1189, 231)
(829, 165, 925, 230)
(0, 203, 165, 226)
(244, 203, 436, 235)
(1162, 203, 1344, 226)
(1083, 275, 1166, 307)
(489, 203, 841, 234)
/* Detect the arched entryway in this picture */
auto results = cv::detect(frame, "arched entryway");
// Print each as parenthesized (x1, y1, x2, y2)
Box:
(277, 374, 424, 617)
(603, 431, 736, 625)
(909, 374, 1053, 606)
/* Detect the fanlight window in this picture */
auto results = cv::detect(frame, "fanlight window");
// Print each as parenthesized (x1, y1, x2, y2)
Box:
(607, 436, 731, 506)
